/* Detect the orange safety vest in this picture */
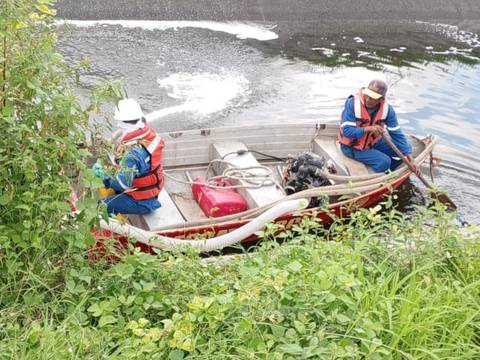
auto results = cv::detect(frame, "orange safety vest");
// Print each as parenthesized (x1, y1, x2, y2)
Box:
(121, 125, 157, 143)
(120, 125, 165, 201)
(338, 89, 389, 150)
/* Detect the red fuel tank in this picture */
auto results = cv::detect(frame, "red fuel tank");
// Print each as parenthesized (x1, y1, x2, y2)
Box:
(192, 177, 248, 218)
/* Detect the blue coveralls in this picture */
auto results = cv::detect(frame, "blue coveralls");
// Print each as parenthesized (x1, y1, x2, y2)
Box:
(340, 96, 412, 173)
(102, 145, 161, 215)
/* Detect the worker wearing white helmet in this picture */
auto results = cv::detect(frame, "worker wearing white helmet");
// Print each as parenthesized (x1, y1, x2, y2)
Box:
(95, 98, 165, 215)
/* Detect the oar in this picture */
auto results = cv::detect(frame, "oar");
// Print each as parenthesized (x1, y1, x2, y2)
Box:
(381, 132, 457, 210)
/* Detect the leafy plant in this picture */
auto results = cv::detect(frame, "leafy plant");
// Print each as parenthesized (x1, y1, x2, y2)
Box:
(0, 0, 114, 316)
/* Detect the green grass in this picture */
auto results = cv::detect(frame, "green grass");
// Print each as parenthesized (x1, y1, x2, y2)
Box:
(1, 204, 479, 359)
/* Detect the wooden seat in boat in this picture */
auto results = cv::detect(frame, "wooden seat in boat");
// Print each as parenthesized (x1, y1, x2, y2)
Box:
(128, 188, 185, 230)
(312, 137, 370, 176)
(211, 141, 285, 209)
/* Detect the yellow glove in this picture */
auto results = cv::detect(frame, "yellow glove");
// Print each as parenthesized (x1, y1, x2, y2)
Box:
(99, 187, 116, 199)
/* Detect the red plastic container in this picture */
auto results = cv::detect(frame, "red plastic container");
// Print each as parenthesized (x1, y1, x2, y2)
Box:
(192, 177, 248, 218)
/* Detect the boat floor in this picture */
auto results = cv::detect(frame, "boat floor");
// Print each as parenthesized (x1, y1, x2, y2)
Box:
(129, 163, 288, 230)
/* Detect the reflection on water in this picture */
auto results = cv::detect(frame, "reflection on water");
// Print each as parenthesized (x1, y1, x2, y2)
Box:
(57, 20, 480, 224)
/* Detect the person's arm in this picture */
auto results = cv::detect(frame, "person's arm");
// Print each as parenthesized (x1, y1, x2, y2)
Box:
(341, 97, 365, 139)
(103, 149, 139, 192)
(385, 105, 412, 155)
(385, 106, 419, 174)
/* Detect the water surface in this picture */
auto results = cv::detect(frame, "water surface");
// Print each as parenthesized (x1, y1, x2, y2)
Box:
(58, 19, 480, 223)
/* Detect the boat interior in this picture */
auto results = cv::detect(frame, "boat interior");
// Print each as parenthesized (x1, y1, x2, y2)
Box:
(128, 123, 427, 231)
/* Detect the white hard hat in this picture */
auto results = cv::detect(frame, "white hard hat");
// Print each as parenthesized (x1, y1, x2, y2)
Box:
(114, 98, 145, 122)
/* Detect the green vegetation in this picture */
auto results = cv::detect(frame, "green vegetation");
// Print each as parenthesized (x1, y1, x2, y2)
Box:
(1, 1, 479, 359)
(1, 0, 93, 307)
(1, 201, 480, 359)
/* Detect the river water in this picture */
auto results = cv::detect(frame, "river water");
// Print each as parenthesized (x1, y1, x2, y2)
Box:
(57, 19, 480, 224)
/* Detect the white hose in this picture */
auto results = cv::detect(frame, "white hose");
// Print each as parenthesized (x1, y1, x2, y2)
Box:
(100, 198, 309, 252)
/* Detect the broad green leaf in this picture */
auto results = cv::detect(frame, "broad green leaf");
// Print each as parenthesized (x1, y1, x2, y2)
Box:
(26, 81, 37, 90)
(78, 275, 92, 284)
(1, 103, 14, 117)
(316, 270, 332, 290)
(270, 324, 286, 337)
(91, 177, 105, 189)
(276, 344, 303, 355)
(87, 303, 103, 317)
(293, 320, 306, 334)
(114, 263, 135, 279)
(288, 261, 302, 272)
(336, 313, 351, 324)
(99, 315, 117, 327)
(169, 350, 185, 360)
(0, 195, 10, 206)
(141, 281, 155, 291)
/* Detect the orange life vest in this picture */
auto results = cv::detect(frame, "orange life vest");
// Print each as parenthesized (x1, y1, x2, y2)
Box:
(338, 89, 389, 150)
(121, 125, 157, 143)
(120, 125, 165, 201)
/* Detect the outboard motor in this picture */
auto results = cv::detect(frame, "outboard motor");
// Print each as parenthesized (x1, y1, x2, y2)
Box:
(284, 152, 336, 208)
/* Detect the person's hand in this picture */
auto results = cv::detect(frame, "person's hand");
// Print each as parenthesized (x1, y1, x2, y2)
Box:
(365, 125, 384, 136)
(405, 154, 420, 176)
(92, 162, 104, 178)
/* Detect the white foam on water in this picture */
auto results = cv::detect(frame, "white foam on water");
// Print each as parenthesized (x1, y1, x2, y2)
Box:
(430, 46, 474, 59)
(145, 72, 250, 123)
(312, 47, 335, 57)
(58, 20, 278, 41)
(390, 47, 407, 53)
(417, 21, 480, 52)
(357, 51, 372, 57)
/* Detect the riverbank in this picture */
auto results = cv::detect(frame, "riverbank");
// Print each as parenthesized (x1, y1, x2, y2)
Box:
(2, 203, 479, 358)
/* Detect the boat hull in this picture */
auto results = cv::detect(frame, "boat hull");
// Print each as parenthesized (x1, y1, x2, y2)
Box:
(89, 170, 409, 260)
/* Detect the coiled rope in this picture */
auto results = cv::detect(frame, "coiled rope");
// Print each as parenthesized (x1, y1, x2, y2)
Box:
(164, 158, 282, 190)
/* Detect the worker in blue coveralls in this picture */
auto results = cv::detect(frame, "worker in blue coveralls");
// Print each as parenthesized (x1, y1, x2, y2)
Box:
(93, 99, 165, 215)
(338, 79, 418, 174)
